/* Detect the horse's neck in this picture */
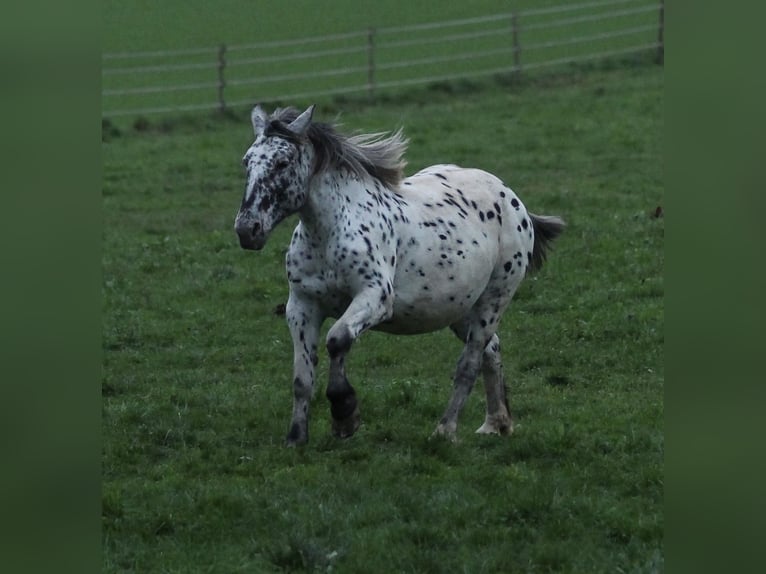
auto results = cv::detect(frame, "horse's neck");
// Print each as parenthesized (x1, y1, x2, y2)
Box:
(300, 170, 368, 240)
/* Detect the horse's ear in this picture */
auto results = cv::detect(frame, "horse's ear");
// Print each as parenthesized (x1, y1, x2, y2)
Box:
(251, 105, 269, 136)
(286, 105, 315, 137)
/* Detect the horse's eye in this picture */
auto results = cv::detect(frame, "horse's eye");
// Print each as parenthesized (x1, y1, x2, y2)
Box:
(274, 159, 290, 171)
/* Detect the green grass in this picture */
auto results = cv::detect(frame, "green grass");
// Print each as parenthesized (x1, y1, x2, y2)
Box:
(102, 0, 605, 52)
(102, 0, 661, 119)
(103, 63, 663, 572)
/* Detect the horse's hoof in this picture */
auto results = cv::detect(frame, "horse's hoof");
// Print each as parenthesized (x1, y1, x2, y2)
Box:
(331, 406, 361, 439)
(285, 422, 308, 446)
(285, 439, 305, 447)
(475, 416, 514, 436)
(431, 423, 458, 443)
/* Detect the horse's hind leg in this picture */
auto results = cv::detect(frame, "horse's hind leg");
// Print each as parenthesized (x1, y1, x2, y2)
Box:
(446, 326, 512, 437)
(434, 333, 484, 441)
(476, 334, 513, 435)
(437, 274, 521, 440)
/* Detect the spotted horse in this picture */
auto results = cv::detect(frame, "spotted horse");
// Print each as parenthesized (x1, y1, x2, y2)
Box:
(234, 105, 565, 446)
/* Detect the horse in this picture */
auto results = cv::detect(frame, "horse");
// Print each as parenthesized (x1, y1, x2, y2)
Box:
(234, 105, 565, 446)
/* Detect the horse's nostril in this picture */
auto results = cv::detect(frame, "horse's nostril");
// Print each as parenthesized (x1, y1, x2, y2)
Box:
(252, 222, 261, 235)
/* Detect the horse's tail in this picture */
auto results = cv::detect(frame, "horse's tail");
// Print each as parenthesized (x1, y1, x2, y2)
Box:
(529, 213, 566, 272)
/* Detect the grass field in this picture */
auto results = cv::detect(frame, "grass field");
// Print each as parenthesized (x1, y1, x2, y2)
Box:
(102, 0, 661, 119)
(102, 59, 663, 572)
(102, 0, 602, 52)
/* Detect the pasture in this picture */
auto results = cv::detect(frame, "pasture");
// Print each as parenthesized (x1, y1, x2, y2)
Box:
(102, 0, 662, 119)
(102, 62, 663, 572)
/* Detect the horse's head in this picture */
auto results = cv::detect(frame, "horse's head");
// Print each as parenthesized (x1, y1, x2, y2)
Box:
(234, 105, 315, 250)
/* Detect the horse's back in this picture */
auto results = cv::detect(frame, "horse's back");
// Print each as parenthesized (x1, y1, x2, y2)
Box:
(403, 164, 504, 194)
(399, 164, 534, 257)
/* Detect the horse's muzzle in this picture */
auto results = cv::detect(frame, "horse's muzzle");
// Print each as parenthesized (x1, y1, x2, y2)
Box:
(235, 219, 266, 250)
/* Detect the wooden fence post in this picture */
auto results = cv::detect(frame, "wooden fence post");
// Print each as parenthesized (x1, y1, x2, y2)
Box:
(367, 27, 376, 100)
(511, 12, 522, 77)
(217, 44, 227, 112)
(656, 1, 664, 65)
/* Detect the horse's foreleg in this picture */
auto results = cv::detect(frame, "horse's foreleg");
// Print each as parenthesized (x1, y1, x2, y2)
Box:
(285, 295, 323, 446)
(326, 285, 394, 439)
(326, 349, 360, 439)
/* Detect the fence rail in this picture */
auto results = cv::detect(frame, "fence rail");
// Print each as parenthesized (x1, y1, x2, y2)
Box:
(102, 0, 664, 118)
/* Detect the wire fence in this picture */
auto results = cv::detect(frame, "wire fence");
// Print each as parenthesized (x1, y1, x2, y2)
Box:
(102, 0, 664, 119)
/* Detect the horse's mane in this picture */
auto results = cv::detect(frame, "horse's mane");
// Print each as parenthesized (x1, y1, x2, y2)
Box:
(266, 107, 408, 188)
